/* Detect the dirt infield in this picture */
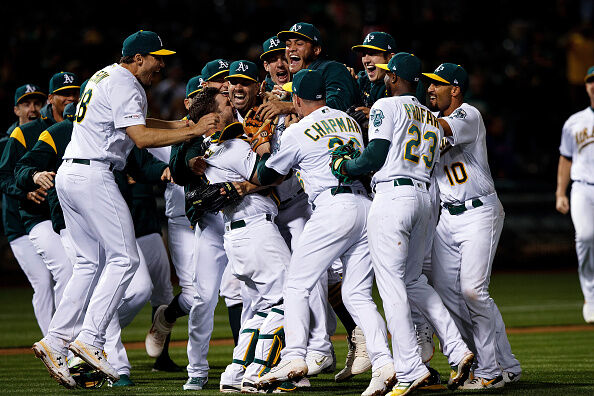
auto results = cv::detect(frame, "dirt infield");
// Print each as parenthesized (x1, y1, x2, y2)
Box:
(1, 324, 592, 356)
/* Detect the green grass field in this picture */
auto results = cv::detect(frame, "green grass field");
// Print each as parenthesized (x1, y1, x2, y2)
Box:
(1, 271, 593, 394)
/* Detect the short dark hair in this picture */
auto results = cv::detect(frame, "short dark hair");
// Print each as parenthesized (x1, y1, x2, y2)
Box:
(189, 87, 220, 122)
(119, 55, 136, 64)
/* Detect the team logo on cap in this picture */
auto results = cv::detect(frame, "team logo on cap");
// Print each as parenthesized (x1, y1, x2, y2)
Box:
(218, 60, 229, 69)
(435, 64, 445, 73)
(370, 108, 384, 127)
(270, 37, 280, 48)
(290, 24, 302, 32)
(364, 34, 374, 43)
(25, 84, 36, 93)
(63, 74, 74, 84)
(236, 62, 249, 72)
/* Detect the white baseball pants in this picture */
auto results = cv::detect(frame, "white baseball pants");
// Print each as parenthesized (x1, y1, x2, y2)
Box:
(137, 233, 173, 307)
(167, 215, 196, 313)
(571, 181, 594, 304)
(10, 235, 54, 335)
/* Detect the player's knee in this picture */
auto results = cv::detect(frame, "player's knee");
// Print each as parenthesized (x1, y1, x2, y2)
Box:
(575, 227, 594, 246)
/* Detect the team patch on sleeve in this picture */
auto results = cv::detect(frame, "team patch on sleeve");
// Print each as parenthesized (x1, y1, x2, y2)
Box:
(370, 108, 384, 127)
(449, 108, 467, 119)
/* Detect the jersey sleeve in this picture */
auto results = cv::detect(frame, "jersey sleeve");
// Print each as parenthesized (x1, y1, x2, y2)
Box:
(442, 105, 480, 146)
(367, 99, 396, 143)
(111, 80, 146, 129)
(264, 128, 302, 175)
(227, 140, 258, 181)
(559, 119, 575, 159)
(324, 63, 357, 111)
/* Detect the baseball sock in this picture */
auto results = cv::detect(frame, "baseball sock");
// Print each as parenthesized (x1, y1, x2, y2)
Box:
(163, 294, 186, 323)
(227, 303, 243, 346)
(328, 282, 357, 337)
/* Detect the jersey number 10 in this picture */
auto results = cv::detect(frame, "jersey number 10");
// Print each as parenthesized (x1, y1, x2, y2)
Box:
(443, 162, 468, 185)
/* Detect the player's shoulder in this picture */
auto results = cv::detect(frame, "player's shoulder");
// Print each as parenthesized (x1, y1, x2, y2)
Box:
(565, 107, 593, 126)
(445, 102, 480, 122)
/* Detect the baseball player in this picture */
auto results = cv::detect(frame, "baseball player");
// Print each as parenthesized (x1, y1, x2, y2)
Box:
(336, 53, 475, 395)
(255, 22, 360, 122)
(1, 83, 52, 335)
(556, 65, 594, 324)
(0, 73, 80, 316)
(423, 63, 520, 389)
(253, 69, 396, 396)
(31, 30, 218, 388)
(200, 58, 230, 95)
(261, 36, 291, 97)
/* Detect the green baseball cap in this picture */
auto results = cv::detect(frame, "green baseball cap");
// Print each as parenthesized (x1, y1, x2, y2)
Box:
(226, 60, 259, 83)
(201, 59, 230, 81)
(49, 72, 80, 94)
(122, 30, 175, 57)
(282, 69, 324, 101)
(376, 52, 421, 83)
(422, 62, 468, 91)
(186, 75, 204, 98)
(585, 66, 594, 82)
(352, 32, 396, 53)
(14, 84, 46, 105)
(260, 36, 286, 60)
(277, 22, 322, 46)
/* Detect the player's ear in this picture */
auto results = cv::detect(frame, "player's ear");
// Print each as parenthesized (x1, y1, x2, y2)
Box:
(13, 106, 19, 117)
(313, 45, 322, 57)
(134, 53, 144, 65)
(451, 85, 462, 98)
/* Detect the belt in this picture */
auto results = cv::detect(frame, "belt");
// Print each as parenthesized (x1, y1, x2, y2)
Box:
(279, 188, 305, 209)
(226, 213, 273, 231)
(443, 199, 484, 215)
(67, 158, 115, 171)
(373, 177, 429, 193)
(312, 185, 367, 210)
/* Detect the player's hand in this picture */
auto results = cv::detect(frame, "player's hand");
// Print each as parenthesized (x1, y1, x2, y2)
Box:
(355, 107, 370, 118)
(26, 187, 47, 204)
(271, 85, 289, 100)
(345, 65, 357, 79)
(256, 100, 294, 121)
(161, 167, 172, 182)
(32, 171, 55, 190)
(555, 194, 570, 214)
(230, 181, 247, 197)
(284, 114, 300, 127)
(188, 156, 207, 175)
(192, 113, 220, 136)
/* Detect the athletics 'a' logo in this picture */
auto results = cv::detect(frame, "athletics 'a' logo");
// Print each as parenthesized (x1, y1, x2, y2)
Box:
(435, 64, 445, 73)
(290, 24, 302, 32)
(25, 84, 36, 93)
(236, 62, 248, 72)
(219, 60, 229, 69)
(270, 38, 280, 48)
(364, 34, 374, 43)
(63, 74, 74, 84)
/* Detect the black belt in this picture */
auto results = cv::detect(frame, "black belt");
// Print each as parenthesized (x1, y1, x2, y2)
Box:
(279, 188, 305, 208)
(71, 158, 115, 171)
(443, 199, 483, 215)
(229, 213, 272, 230)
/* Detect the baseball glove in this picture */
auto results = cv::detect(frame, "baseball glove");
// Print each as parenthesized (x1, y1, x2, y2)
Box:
(243, 106, 275, 151)
(68, 358, 107, 389)
(347, 105, 369, 131)
(330, 141, 361, 184)
(185, 181, 242, 213)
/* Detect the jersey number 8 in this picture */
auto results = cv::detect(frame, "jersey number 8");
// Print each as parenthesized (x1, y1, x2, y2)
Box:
(75, 89, 93, 123)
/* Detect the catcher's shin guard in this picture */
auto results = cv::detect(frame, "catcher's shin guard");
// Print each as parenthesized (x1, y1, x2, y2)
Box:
(231, 312, 267, 367)
(244, 307, 285, 383)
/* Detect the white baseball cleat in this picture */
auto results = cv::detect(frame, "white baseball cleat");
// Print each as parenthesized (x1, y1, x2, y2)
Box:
(255, 358, 308, 388)
(583, 302, 594, 324)
(145, 305, 175, 358)
(415, 322, 435, 363)
(386, 371, 431, 396)
(305, 351, 334, 377)
(361, 363, 397, 396)
(183, 376, 208, 390)
(502, 371, 521, 384)
(459, 375, 505, 389)
(32, 339, 76, 389)
(68, 339, 119, 382)
(447, 351, 474, 390)
(335, 326, 372, 382)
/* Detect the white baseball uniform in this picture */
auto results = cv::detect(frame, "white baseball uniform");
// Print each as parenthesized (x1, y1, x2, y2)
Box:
(431, 103, 519, 379)
(148, 146, 196, 313)
(559, 106, 594, 308)
(265, 106, 393, 372)
(44, 63, 145, 354)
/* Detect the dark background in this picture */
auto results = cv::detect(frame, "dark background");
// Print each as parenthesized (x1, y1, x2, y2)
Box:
(1, 0, 593, 284)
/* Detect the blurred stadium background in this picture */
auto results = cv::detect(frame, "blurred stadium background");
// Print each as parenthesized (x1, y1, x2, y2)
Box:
(1, 0, 594, 285)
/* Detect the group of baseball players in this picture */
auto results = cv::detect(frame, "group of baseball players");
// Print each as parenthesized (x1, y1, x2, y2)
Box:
(13, 20, 593, 395)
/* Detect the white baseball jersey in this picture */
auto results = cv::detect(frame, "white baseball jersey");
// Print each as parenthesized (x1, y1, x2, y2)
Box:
(368, 95, 441, 187)
(147, 146, 186, 218)
(270, 116, 305, 201)
(203, 138, 277, 222)
(265, 106, 365, 204)
(433, 103, 495, 204)
(64, 64, 147, 170)
(559, 107, 594, 184)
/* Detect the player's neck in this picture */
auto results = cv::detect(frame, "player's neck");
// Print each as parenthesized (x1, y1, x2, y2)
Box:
(52, 106, 63, 123)
(442, 99, 463, 117)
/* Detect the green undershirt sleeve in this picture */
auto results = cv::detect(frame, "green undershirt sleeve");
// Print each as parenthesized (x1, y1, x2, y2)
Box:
(344, 138, 391, 176)
(257, 153, 284, 186)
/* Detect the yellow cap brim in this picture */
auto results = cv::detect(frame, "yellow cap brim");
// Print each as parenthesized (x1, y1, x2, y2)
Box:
(351, 44, 390, 52)
(260, 48, 286, 60)
(277, 30, 314, 43)
(150, 49, 176, 55)
(585, 73, 594, 83)
(16, 91, 46, 104)
(225, 74, 258, 83)
(187, 88, 202, 98)
(282, 82, 293, 92)
(375, 63, 390, 71)
(52, 85, 81, 94)
(206, 70, 229, 81)
(422, 73, 451, 84)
